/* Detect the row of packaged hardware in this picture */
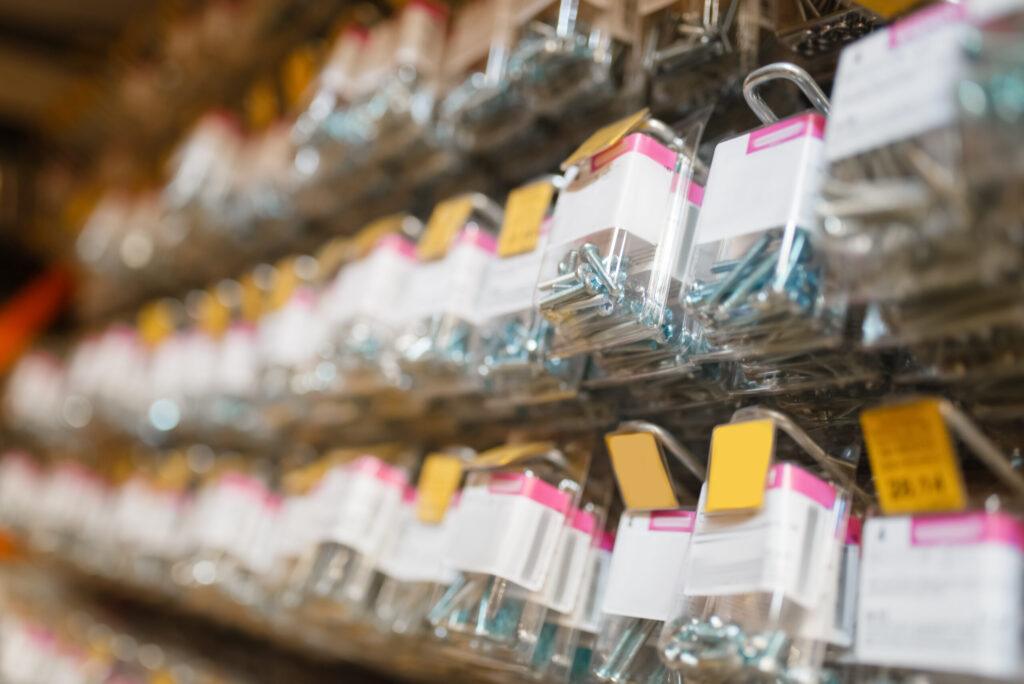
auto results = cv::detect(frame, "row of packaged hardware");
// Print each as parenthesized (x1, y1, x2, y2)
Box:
(2, 395, 1023, 684)
(77, 0, 882, 315)
(18, 0, 1024, 447)
(5, 0, 1024, 683)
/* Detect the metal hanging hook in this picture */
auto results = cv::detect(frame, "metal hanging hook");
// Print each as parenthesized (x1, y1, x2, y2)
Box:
(742, 62, 831, 125)
(933, 399, 1024, 501)
(730, 405, 872, 507)
(614, 420, 707, 482)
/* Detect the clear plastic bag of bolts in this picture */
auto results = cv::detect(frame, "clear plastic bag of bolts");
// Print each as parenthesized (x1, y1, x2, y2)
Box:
(520, 463, 614, 683)
(658, 407, 866, 684)
(110, 454, 190, 590)
(254, 257, 330, 412)
(819, 0, 1024, 349)
(394, 194, 503, 398)
(590, 421, 706, 684)
(0, 451, 45, 538)
(282, 446, 415, 628)
(312, 215, 422, 399)
(473, 177, 586, 406)
(438, 0, 533, 154)
(162, 110, 245, 234)
(334, 1, 448, 167)
(370, 448, 472, 641)
(642, 0, 763, 121)
(3, 349, 69, 442)
(536, 108, 709, 383)
(682, 64, 881, 396)
(507, 0, 639, 122)
(772, 0, 878, 59)
(426, 440, 591, 671)
(220, 121, 298, 241)
(853, 397, 1024, 684)
(177, 460, 279, 613)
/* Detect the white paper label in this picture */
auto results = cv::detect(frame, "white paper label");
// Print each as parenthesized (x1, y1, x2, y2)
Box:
(326, 456, 407, 557)
(683, 464, 839, 609)
(603, 510, 694, 621)
(826, 0, 1023, 161)
(856, 513, 1024, 679)
(551, 135, 677, 249)
(476, 234, 548, 321)
(379, 495, 458, 584)
(697, 114, 825, 245)
(561, 533, 614, 633)
(446, 472, 571, 591)
(535, 508, 597, 613)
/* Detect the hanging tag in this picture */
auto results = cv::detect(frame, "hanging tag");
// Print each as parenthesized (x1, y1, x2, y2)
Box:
(417, 196, 474, 260)
(850, 0, 919, 19)
(860, 399, 967, 515)
(705, 419, 775, 513)
(245, 78, 279, 130)
(268, 258, 298, 311)
(197, 289, 230, 338)
(137, 301, 175, 347)
(497, 181, 554, 257)
(605, 432, 678, 511)
(561, 108, 651, 170)
(416, 453, 463, 524)
(355, 213, 406, 255)
(282, 45, 319, 110)
(239, 275, 265, 323)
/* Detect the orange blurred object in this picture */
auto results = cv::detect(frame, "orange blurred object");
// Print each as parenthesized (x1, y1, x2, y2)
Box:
(0, 266, 73, 374)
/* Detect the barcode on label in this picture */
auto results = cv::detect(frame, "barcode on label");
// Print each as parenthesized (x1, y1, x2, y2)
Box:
(521, 511, 552, 586)
(552, 532, 578, 607)
(796, 505, 820, 597)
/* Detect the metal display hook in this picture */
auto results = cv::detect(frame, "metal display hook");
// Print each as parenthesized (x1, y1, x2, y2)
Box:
(615, 419, 708, 482)
(730, 405, 872, 508)
(742, 62, 831, 125)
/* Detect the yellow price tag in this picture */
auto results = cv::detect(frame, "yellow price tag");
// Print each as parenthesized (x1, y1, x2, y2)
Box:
(498, 181, 555, 257)
(239, 275, 265, 322)
(137, 300, 175, 347)
(853, 0, 920, 18)
(197, 289, 230, 338)
(706, 419, 775, 513)
(605, 432, 679, 511)
(561, 107, 651, 170)
(245, 78, 279, 130)
(418, 196, 474, 260)
(268, 258, 298, 311)
(861, 399, 966, 515)
(282, 45, 319, 110)
(417, 454, 464, 524)
(355, 213, 406, 255)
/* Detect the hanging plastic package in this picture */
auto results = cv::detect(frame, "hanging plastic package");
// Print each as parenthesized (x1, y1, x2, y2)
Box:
(537, 109, 708, 383)
(373, 449, 470, 639)
(395, 194, 503, 397)
(428, 441, 590, 671)
(474, 177, 585, 405)
(659, 407, 866, 683)
(683, 62, 878, 395)
(820, 0, 1024, 353)
(853, 396, 1024, 682)
(288, 448, 412, 626)
(591, 421, 706, 684)
(317, 215, 421, 398)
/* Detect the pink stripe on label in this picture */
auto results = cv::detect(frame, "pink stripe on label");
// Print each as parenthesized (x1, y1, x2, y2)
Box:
(911, 512, 1024, 551)
(291, 287, 317, 309)
(408, 0, 449, 19)
(571, 508, 597, 536)
(220, 473, 266, 498)
(767, 463, 837, 509)
(487, 472, 571, 513)
(746, 113, 825, 154)
(229, 321, 257, 336)
(846, 515, 863, 546)
(378, 234, 417, 261)
(889, 2, 966, 47)
(455, 226, 498, 254)
(264, 493, 283, 511)
(591, 132, 678, 173)
(648, 509, 696, 532)
(599, 531, 616, 552)
(402, 485, 417, 504)
(347, 455, 407, 489)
